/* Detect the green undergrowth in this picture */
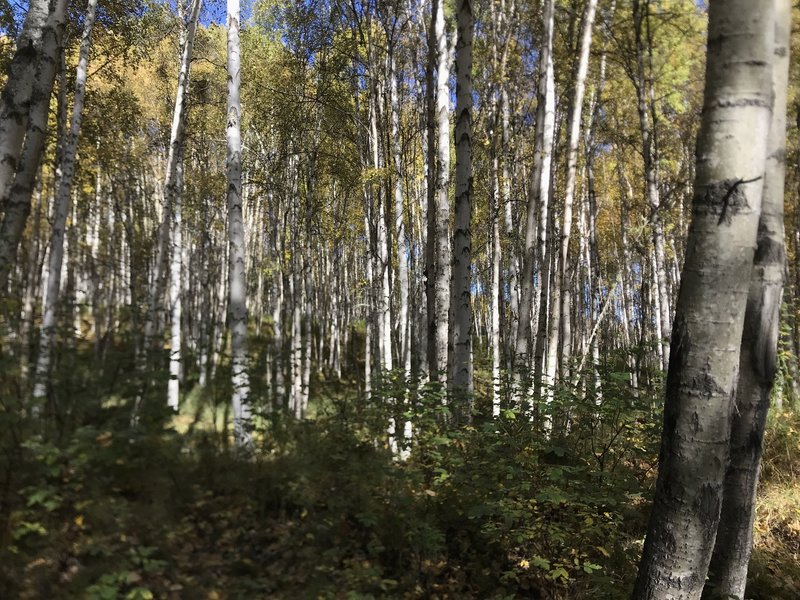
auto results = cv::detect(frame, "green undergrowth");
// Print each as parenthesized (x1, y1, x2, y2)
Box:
(0, 378, 798, 599)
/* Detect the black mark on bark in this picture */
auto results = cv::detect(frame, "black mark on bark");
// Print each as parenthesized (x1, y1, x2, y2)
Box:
(696, 482, 721, 534)
(695, 177, 761, 225)
(754, 236, 784, 265)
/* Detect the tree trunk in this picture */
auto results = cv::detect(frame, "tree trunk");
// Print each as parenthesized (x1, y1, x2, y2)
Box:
(0, 0, 67, 291)
(0, 0, 51, 203)
(450, 0, 473, 399)
(632, 2, 775, 597)
(167, 150, 183, 411)
(555, 0, 598, 388)
(143, 0, 202, 354)
(706, 1, 790, 596)
(516, 0, 555, 401)
(632, 0, 670, 371)
(390, 51, 410, 385)
(425, 0, 438, 382)
(31, 0, 98, 405)
(432, 0, 451, 386)
(226, 0, 250, 444)
(491, 151, 501, 416)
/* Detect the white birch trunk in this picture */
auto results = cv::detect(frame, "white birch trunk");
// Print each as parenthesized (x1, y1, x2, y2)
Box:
(554, 0, 598, 387)
(450, 0, 474, 399)
(491, 153, 502, 417)
(632, 2, 775, 596)
(143, 0, 202, 353)
(707, 2, 790, 596)
(167, 155, 183, 411)
(0, 0, 51, 203)
(516, 0, 555, 400)
(0, 0, 67, 290)
(226, 0, 250, 444)
(390, 52, 410, 384)
(31, 0, 98, 404)
(432, 0, 451, 385)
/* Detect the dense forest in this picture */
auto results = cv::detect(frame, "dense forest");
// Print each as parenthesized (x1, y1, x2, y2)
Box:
(1, 0, 799, 598)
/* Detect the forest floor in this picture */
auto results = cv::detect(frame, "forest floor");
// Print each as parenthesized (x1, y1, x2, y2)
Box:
(1, 380, 799, 599)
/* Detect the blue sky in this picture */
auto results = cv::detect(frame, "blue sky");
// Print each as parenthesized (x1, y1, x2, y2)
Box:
(1, 0, 255, 35)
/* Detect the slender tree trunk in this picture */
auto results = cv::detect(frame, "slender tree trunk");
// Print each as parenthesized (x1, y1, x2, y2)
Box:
(632, 0, 670, 371)
(371, 84, 392, 374)
(226, 0, 250, 444)
(491, 150, 502, 416)
(143, 0, 202, 354)
(555, 0, 598, 388)
(706, 2, 790, 596)
(632, 2, 775, 597)
(450, 0, 473, 400)
(431, 0, 451, 386)
(390, 51, 410, 384)
(31, 0, 98, 405)
(516, 0, 555, 401)
(167, 151, 183, 411)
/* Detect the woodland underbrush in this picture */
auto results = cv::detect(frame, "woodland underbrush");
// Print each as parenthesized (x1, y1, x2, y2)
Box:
(0, 368, 798, 599)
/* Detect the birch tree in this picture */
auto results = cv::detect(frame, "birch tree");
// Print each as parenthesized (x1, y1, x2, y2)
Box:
(31, 0, 99, 405)
(450, 0, 474, 399)
(431, 0, 450, 385)
(706, 0, 790, 596)
(0, 0, 68, 290)
(515, 0, 555, 400)
(632, 1, 776, 597)
(226, 0, 250, 446)
(552, 0, 598, 388)
(143, 0, 202, 358)
(0, 0, 51, 204)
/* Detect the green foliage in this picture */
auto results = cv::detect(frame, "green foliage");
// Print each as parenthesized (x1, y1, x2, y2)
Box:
(0, 371, 661, 599)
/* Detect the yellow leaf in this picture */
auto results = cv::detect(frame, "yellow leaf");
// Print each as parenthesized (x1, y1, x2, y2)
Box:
(74, 515, 84, 528)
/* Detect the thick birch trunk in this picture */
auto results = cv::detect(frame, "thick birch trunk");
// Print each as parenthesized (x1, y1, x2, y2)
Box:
(226, 0, 250, 444)
(0, 0, 67, 291)
(31, 0, 98, 404)
(707, 2, 790, 596)
(450, 0, 473, 398)
(632, 2, 775, 597)
(0, 0, 51, 203)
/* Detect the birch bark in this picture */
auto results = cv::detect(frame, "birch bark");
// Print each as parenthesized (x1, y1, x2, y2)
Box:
(31, 0, 98, 404)
(0, 0, 67, 290)
(632, 1, 775, 597)
(167, 151, 183, 411)
(632, 0, 670, 371)
(143, 0, 202, 354)
(432, 0, 451, 386)
(0, 0, 51, 203)
(554, 0, 598, 386)
(515, 0, 555, 399)
(707, 1, 790, 596)
(226, 0, 251, 444)
(450, 0, 473, 398)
